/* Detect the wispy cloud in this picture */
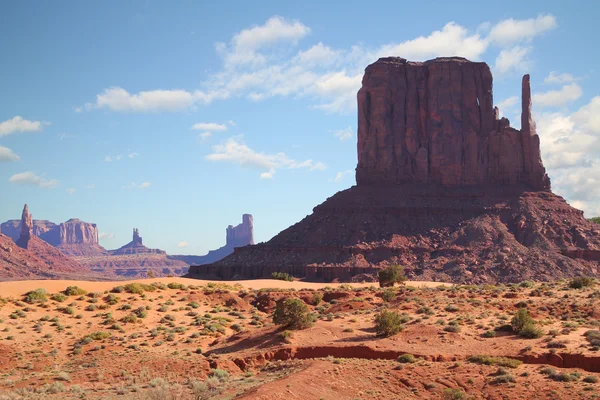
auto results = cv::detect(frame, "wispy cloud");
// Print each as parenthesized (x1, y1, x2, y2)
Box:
(205, 136, 326, 178)
(533, 83, 583, 108)
(128, 152, 139, 159)
(334, 127, 354, 142)
(99, 232, 115, 240)
(66, 188, 76, 195)
(192, 122, 228, 131)
(124, 182, 152, 189)
(8, 172, 58, 188)
(0, 116, 48, 137)
(177, 241, 189, 248)
(334, 170, 353, 183)
(0, 146, 20, 162)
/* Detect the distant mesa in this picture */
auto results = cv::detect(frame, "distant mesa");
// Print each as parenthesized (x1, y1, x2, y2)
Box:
(0, 204, 94, 280)
(109, 228, 166, 256)
(188, 57, 600, 284)
(169, 214, 254, 265)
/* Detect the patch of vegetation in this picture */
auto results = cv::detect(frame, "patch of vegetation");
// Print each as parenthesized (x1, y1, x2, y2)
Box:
(64, 286, 87, 296)
(569, 277, 596, 289)
(50, 293, 67, 302)
(397, 354, 417, 363)
(273, 298, 315, 330)
(374, 309, 404, 337)
(511, 308, 543, 338)
(378, 264, 407, 288)
(24, 288, 48, 304)
(468, 355, 522, 368)
(271, 272, 293, 281)
(442, 388, 466, 400)
(167, 282, 186, 290)
(381, 289, 395, 302)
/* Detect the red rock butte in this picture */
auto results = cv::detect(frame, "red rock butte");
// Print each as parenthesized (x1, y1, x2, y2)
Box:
(188, 57, 600, 284)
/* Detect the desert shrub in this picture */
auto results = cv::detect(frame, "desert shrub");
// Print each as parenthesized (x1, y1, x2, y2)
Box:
(273, 298, 314, 329)
(445, 304, 460, 312)
(122, 283, 156, 294)
(490, 374, 515, 384)
(24, 288, 48, 304)
(483, 330, 497, 338)
(64, 286, 87, 296)
(86, 331, 110, 341)
(584, 330, 600, 346)
(51, 293, 67, 302)
(511, 308, 533, 333)
(271, 272, 293, 282)
(468, 355, 522, 368)
(104, 294, 120, 305)
(279, 330, 293, 343)
(397, 354, 417, 363)
(444, 325, 461, 333)
(381, 289, 395, 302)
(569, 277, 596, 289)
(311, 292, 323, 305)
(167, 282, 186, 290)
(519, 280, 534, 288)
(442, 388, 466, 400)
(550, 372, 580, 382)
(120, 313, 138, 324)
(519, 323, 544, 339)
(374, 310, 404, 337)
(378, 264, 407, 288)
(208, 369, 229, 381)
(584, 375, 599, 383)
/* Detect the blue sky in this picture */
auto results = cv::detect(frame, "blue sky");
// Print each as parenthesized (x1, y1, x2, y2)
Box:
(2, 0, 600, 255)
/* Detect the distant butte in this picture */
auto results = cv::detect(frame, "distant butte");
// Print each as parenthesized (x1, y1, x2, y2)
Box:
(188, 57, 600, 284)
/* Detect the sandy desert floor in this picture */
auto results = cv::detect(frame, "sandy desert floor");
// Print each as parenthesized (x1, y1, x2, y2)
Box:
(1, 277, 600, 399)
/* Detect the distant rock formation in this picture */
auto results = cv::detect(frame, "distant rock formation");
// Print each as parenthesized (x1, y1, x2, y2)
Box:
(170, 214, 254, 265)
(109, 228, 167, 256)
(188, 57, 600, 284)
(0, 205, 95, 281)
(1, 215, 106, 256)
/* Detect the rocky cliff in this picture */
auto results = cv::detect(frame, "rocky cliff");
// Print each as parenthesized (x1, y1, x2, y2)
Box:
(188, 57, 600, 284)
(1, 215, 106, 256)
(170, 214, 255, 265)
(109, 228, 167, 256)
(0, 205, 96, 280)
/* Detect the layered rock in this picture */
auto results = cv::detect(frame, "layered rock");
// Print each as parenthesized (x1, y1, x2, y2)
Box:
(1, 215, 106, 256)
(1, 205, 95, 280)
(170, 214, 255, 265)
(188, 57, 600, 284)
(109, 228, 167, 256)
(355, 57, 549, 190)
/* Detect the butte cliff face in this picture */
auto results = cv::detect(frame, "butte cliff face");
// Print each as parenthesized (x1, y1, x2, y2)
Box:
(1, 215, 106, 256)
(170, 214, 255, 265)
(188, 57, 600, 284)
(109, 228, 166, 256)
(0, 205, 95, 280)
(356, 57, 549, 190)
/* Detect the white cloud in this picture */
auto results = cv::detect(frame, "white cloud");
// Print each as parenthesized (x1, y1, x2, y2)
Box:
(0, 146, 19, 162)
(0, 116, 46, 137)
(377, 22, 488, 61)
(544, 72, 576, 85)
(177, 241, 189, 248)
(192, 122, 228, 131)
(496, 96, 519, 118)
(67, 188, 76, 195)
(294, 42, 339, 67)
(572, 96, 600, 133)
(205, 136, 326, 178)
(333, 127, 354, 142)
(89, 87, 197, 112)
(8, 172, 58, 189)
(533, 83, 583, 108)
(128, 152, 139, 159)
(488, 14, 557, 46)
(198, 132, 213, 142)
(494, 46, 531, 74)
(125, 182, 152, 189)
(334, 170, 353, 183)
(104, 155, 112, 162)
(99, 232, 115, 240)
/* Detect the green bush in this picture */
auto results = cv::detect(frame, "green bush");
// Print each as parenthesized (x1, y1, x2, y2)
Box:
(584, 376, 599, 383)
(374, 310, 404, 337)
(311, 292, 323, 305)
(483, 330, 497, 338)
(468, 355, 522, 368)
(519, 323, 544, 339)
(24, 288, 48, 304)
(569, 277, 595, 289)
(381, 289, 395, 302)
(397, 354, 417, 363)
(64, 286, 87, 296)
(511, 308, 533, 333)
(167, 282, 186, 290)
(378, 265, 407, 288)
(589, 217, 600, 225)
(442, 388, 466, 400)
(50, 293, 67, 302)
(271, 272, 293, 282)
(273, 298, 314, 330)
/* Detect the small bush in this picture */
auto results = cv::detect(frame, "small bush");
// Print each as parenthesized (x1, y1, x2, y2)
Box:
(273, 298, 314, 330)
(483, 330, 497, 338)
(381, 289, 395, 302)
(397, 354, 417, 363)
(374, 310, 404, 337)
(311, 292, 323, 305)
(584, 376, 599, 383)
(468, 355, 522, 368)
(519, 323, 544, 339)
(442, 388, 466, 400)
(24, 288, 48, 304)
(167, 282, 186, 290)
(378, 264, 407, 288)
(569, 277, 595, 289)
(64, 286, 87, 296)
(208, 368, 229, 381)
(51, 293, 67, 302)
(271, 272, 293, 282)
(511, 308, 534, 333)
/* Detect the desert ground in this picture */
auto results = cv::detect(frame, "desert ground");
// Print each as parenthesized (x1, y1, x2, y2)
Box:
(1, 277, 600, 399)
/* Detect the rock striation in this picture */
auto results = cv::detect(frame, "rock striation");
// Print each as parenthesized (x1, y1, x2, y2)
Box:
(170, 214, 255, 265)
(355, 57, 549, 190)
(1, 215, 106, 256)
(188, 57, 600, 284)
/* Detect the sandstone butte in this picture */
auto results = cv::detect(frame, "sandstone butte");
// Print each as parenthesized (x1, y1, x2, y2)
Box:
(188, 56, 600, 284)
(0, 205, 93, 280)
